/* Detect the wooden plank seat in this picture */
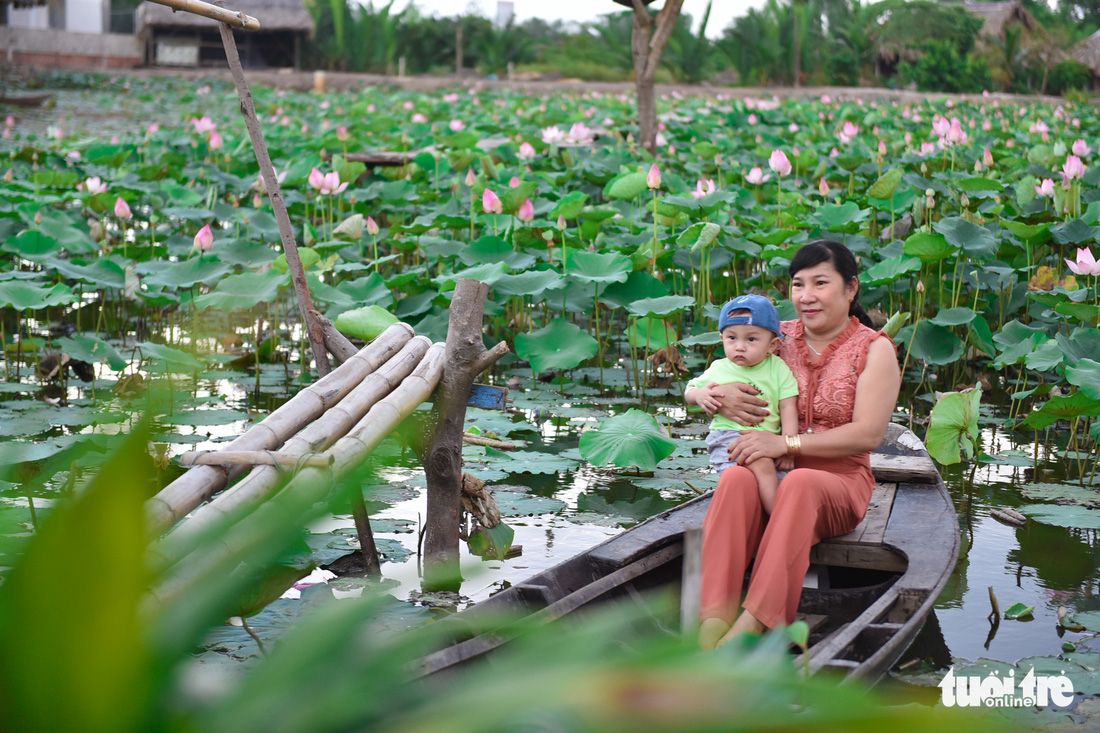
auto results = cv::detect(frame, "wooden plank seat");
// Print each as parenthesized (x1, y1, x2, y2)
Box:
(811, 482, 905, 572)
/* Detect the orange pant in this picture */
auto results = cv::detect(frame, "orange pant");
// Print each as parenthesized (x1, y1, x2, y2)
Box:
(699, 455, 876, 629)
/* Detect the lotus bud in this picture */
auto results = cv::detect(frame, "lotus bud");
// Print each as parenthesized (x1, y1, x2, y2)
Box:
(35, 210, 42, 225)
(366, 215, 379, 236)
(193, 223, 214, 251)
(517, 199, 534, 223)
(253, 193, 262, 208)
(818, 177, 829, 197)
(557, 214, 566, 231)
(916, 280, 926, 293)
(89, 218, 104, 242)
(647, 163, 661, 190)
(114, 197, 132, 220)
(983, 147, 994, 167)
(3, 169, 11, 183)
(960, 193, 970, 209)
(465, 168, 476, 187)
(482, 188, 502, 215)
(509, 176, 522, 188)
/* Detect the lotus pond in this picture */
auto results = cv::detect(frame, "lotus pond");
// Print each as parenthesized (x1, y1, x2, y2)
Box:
(1, 74, 1099, 702)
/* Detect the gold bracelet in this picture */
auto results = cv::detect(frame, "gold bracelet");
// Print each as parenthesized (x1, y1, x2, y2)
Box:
(785, 434, 802, 456)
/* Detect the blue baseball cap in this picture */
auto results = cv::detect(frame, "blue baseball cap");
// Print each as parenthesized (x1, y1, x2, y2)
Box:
(718, 294, 783, 338)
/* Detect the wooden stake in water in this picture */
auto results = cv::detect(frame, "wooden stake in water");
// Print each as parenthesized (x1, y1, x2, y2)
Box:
(216, 22, 330, 377)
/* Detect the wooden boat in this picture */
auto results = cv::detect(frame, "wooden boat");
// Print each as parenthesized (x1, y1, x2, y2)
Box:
(415, 423, 958, 683)
(0, 93, 53, 108)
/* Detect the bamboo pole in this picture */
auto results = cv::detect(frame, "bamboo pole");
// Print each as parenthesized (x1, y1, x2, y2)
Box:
(149, 343, 447, 611)
(216, 22, 331, 377)
(148, 0, 259, 30)
(179, 451, 332, 468)
(153, 336, 433, 570)
(145, 323, 415, 535)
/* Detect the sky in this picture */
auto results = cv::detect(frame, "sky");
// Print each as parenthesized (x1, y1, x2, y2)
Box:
(386, 0, 762, 38)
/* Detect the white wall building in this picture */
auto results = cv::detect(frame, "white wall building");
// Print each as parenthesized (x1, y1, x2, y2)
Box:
(6, 0, 107, 34)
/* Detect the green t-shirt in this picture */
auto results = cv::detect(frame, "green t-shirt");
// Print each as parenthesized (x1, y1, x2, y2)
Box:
(687, 353, 799, 433)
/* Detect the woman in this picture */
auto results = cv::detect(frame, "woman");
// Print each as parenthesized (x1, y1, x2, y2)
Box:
(697, 239, 901, 650)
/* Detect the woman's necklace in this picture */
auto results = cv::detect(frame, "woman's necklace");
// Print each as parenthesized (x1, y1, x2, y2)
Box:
(806, 340, 823, 357)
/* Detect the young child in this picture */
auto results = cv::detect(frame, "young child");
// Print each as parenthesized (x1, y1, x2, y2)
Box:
(684, 294, 799, 514)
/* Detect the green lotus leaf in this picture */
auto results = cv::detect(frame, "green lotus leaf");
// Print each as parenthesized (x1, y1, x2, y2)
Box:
(551, 191, 588, 220)
(2, 229, 61, 258)
(433, 262, 508, 289)
(195, 270, 288, 312)
(1024, 340, 1064, 371)
(677, 222, 722, 252)
(809, 200, 866, 231)
(897, 321, 964, 366)
(862, 255, 921, 284)
(45, 258, 126, 290)
(564, 250, 631, 285)
(468, 521, 514, 560)
(866, 168, 902, 199)
(1003, 602, 1034, 620)
(499, 182, 539, 215)
(139, 257, 231, 289)
(0, 281, 77, 311)
(933, 217, 997, 260)
(272, 247, 321, 274)
(625, 295, 695, 319)
(1001, 220, 1050, 243)
(492, 269, 566, 298)
(606, 171, 649, 201)
(628, 317, 676, 350)
(903, 231, 956, 263)
(1054, 301, 1100, 324)
(927, 307, 978, 327)
(1019, 392, 1100, 430)
(514, 318, 598, 374)
(578, 409, 677, 472)
(136, 341, 206, 372)
(1057, 328, 1100, 367)
(55, 334, 127, 371)
(460, 235, 536, 270)
(334, 304, 399, 341)
(1067, 359, 1100, 400)
(1051, 219, 1100, 247)
(1019, 504, 1100, 529)
(925, 386, 981, 465)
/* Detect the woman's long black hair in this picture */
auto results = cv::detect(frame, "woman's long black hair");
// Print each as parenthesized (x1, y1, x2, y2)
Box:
(788, 240, 875, 329)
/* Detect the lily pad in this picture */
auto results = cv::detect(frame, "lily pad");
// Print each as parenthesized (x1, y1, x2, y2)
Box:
(1004, 602, 1035, 619)
(579, 409, 677, 472)
(514, 319, 598, 374)
(925, 387, 981, 465)
(335, 305, 399, 341)
(1019, 504, 1100, 529)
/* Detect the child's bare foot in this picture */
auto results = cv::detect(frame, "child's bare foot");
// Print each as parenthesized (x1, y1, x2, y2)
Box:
(698, 617, 732, 650)
(715, 609, 766, 648)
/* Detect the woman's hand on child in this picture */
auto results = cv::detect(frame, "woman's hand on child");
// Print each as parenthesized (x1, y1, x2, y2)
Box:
(728, 430, 785, 466)
(709, 383, 770, 425)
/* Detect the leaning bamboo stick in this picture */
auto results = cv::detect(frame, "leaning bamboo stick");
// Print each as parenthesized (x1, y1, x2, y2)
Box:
(149, 343, 447, 611)
(148, 0, 259, 30)
(179, 451, 332, 469)
(154, 337, 433, 570)
(145, 323, 415, 536)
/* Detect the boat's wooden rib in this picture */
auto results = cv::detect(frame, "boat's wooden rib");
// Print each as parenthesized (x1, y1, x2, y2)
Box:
(416, 424, 959, 684)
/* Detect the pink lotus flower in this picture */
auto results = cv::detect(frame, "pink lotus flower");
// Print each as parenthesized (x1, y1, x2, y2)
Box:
(656, 132, 668, 147)
(1072, 139, 1090, 157)
(1066, 247, 1100, 276)
(4, 115, 13, 126)
(208, 131, 223, 150)
(308, 167, 348, 196)
(982, 120, 992, 131)
(411, 113, 428, 124)
(403, 101, 414, 110)
(646, 163, 661, 190)
(482, 188, 502, 214)
(1029, 120, 1050, 135)
(80, 176, 107, 195)
(838, 122, 859, 144)
(818, 177, 829, 197)
(919, 142, 937, 156)
(747, 113, 759, 125)
(1035, 178, 1055, 197)
(1, 129, 8, 140)
(768, 150, 791, 177)
(878, 140, 887, 156)
(517, 199, 535, 223)
(192, 116, 217, 135)
(541, 126, 566, 144)
(465, 168, 476, 187)
(746, 166, 770, 185)
(517, 141, 536, 160)
(566, 122, 593, 144)
(820, 94, 831, 104)
(444, 93, 459, 103)
(509, 176, 522, 188)
(336, 125, 349, 142)
(366, 216, 379, 236)
(1063, 155, 1086, 181)
(932, 117, 950, 138)
(449, 119, 466, 132)
(788, 122, 799, 133)
(147, 122, 159, 135)
(114, 197, 132, 219)
(193, 224, 214, 251)
(690, 178, 716, 199)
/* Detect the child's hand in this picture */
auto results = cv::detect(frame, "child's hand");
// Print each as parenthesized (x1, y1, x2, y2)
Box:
(695, 383, 723, 415)
(776, 455, 794, 471)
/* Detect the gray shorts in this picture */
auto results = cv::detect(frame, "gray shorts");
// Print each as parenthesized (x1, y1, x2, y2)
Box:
(705, 428, 789, 480)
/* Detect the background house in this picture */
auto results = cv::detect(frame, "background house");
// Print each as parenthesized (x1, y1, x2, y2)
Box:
(1073, 31, 1100, 91)
(2, 0, 108, 32)
(136, 0, 314, 69)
